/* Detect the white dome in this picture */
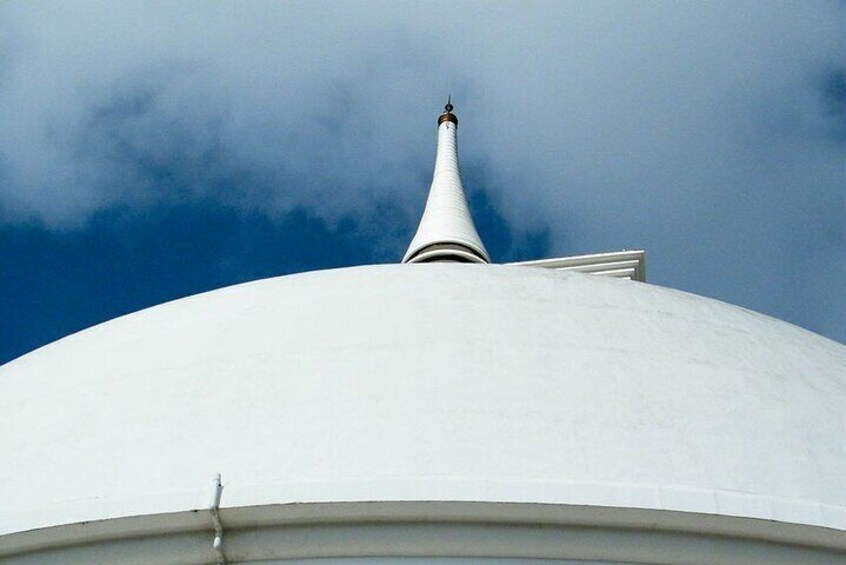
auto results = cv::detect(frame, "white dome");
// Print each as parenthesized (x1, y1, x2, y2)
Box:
(2, 264, 845, 562)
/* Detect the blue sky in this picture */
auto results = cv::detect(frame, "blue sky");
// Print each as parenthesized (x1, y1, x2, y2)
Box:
(1, 1, 844, 364)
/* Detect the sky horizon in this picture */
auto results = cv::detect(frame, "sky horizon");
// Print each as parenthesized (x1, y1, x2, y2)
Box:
(1, 1, 844, 364)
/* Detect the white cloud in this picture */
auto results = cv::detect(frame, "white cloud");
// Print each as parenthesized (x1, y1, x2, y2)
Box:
(0, 0, 843, 340)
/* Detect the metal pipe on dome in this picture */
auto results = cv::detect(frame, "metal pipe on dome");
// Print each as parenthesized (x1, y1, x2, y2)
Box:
(210, 474, 226, 564)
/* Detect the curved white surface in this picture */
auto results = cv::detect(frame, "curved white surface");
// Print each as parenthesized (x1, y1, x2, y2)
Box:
(1, 265, 845, 538)
(403, 120, 489, 263)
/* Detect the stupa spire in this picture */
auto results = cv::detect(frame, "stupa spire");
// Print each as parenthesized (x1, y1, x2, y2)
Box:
(402, 100, 490, 264)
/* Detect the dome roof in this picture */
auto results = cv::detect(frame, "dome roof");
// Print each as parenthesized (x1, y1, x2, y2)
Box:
(2, 264, 845, 543)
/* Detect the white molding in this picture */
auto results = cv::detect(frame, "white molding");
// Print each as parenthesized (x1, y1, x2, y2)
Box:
(508, 250, 646, 281)
(2, 502, 844, 564)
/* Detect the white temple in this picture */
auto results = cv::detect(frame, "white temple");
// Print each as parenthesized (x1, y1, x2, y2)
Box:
(0, 103, 845, 564)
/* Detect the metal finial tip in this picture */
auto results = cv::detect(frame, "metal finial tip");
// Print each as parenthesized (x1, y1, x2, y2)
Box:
(438, 96, 458, 125)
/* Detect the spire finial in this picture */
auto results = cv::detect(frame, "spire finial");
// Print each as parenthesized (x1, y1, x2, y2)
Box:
(438, 96, 458, 126)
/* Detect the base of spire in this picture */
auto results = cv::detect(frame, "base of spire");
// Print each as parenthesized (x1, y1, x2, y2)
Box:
(404, 242, 489, 264)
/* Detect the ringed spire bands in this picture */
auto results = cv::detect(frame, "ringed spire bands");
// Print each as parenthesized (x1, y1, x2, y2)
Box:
(402, 102, 490, 264)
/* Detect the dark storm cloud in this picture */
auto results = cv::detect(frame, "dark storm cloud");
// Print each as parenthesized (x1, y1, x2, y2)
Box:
(820, 68, 846, 142)
(0, 1, 843, 342)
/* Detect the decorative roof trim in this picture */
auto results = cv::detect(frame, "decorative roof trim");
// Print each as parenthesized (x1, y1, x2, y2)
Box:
(508, 250, 646, 281)
(406, 242, 489, 264)
(3, 501, 843, 561)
